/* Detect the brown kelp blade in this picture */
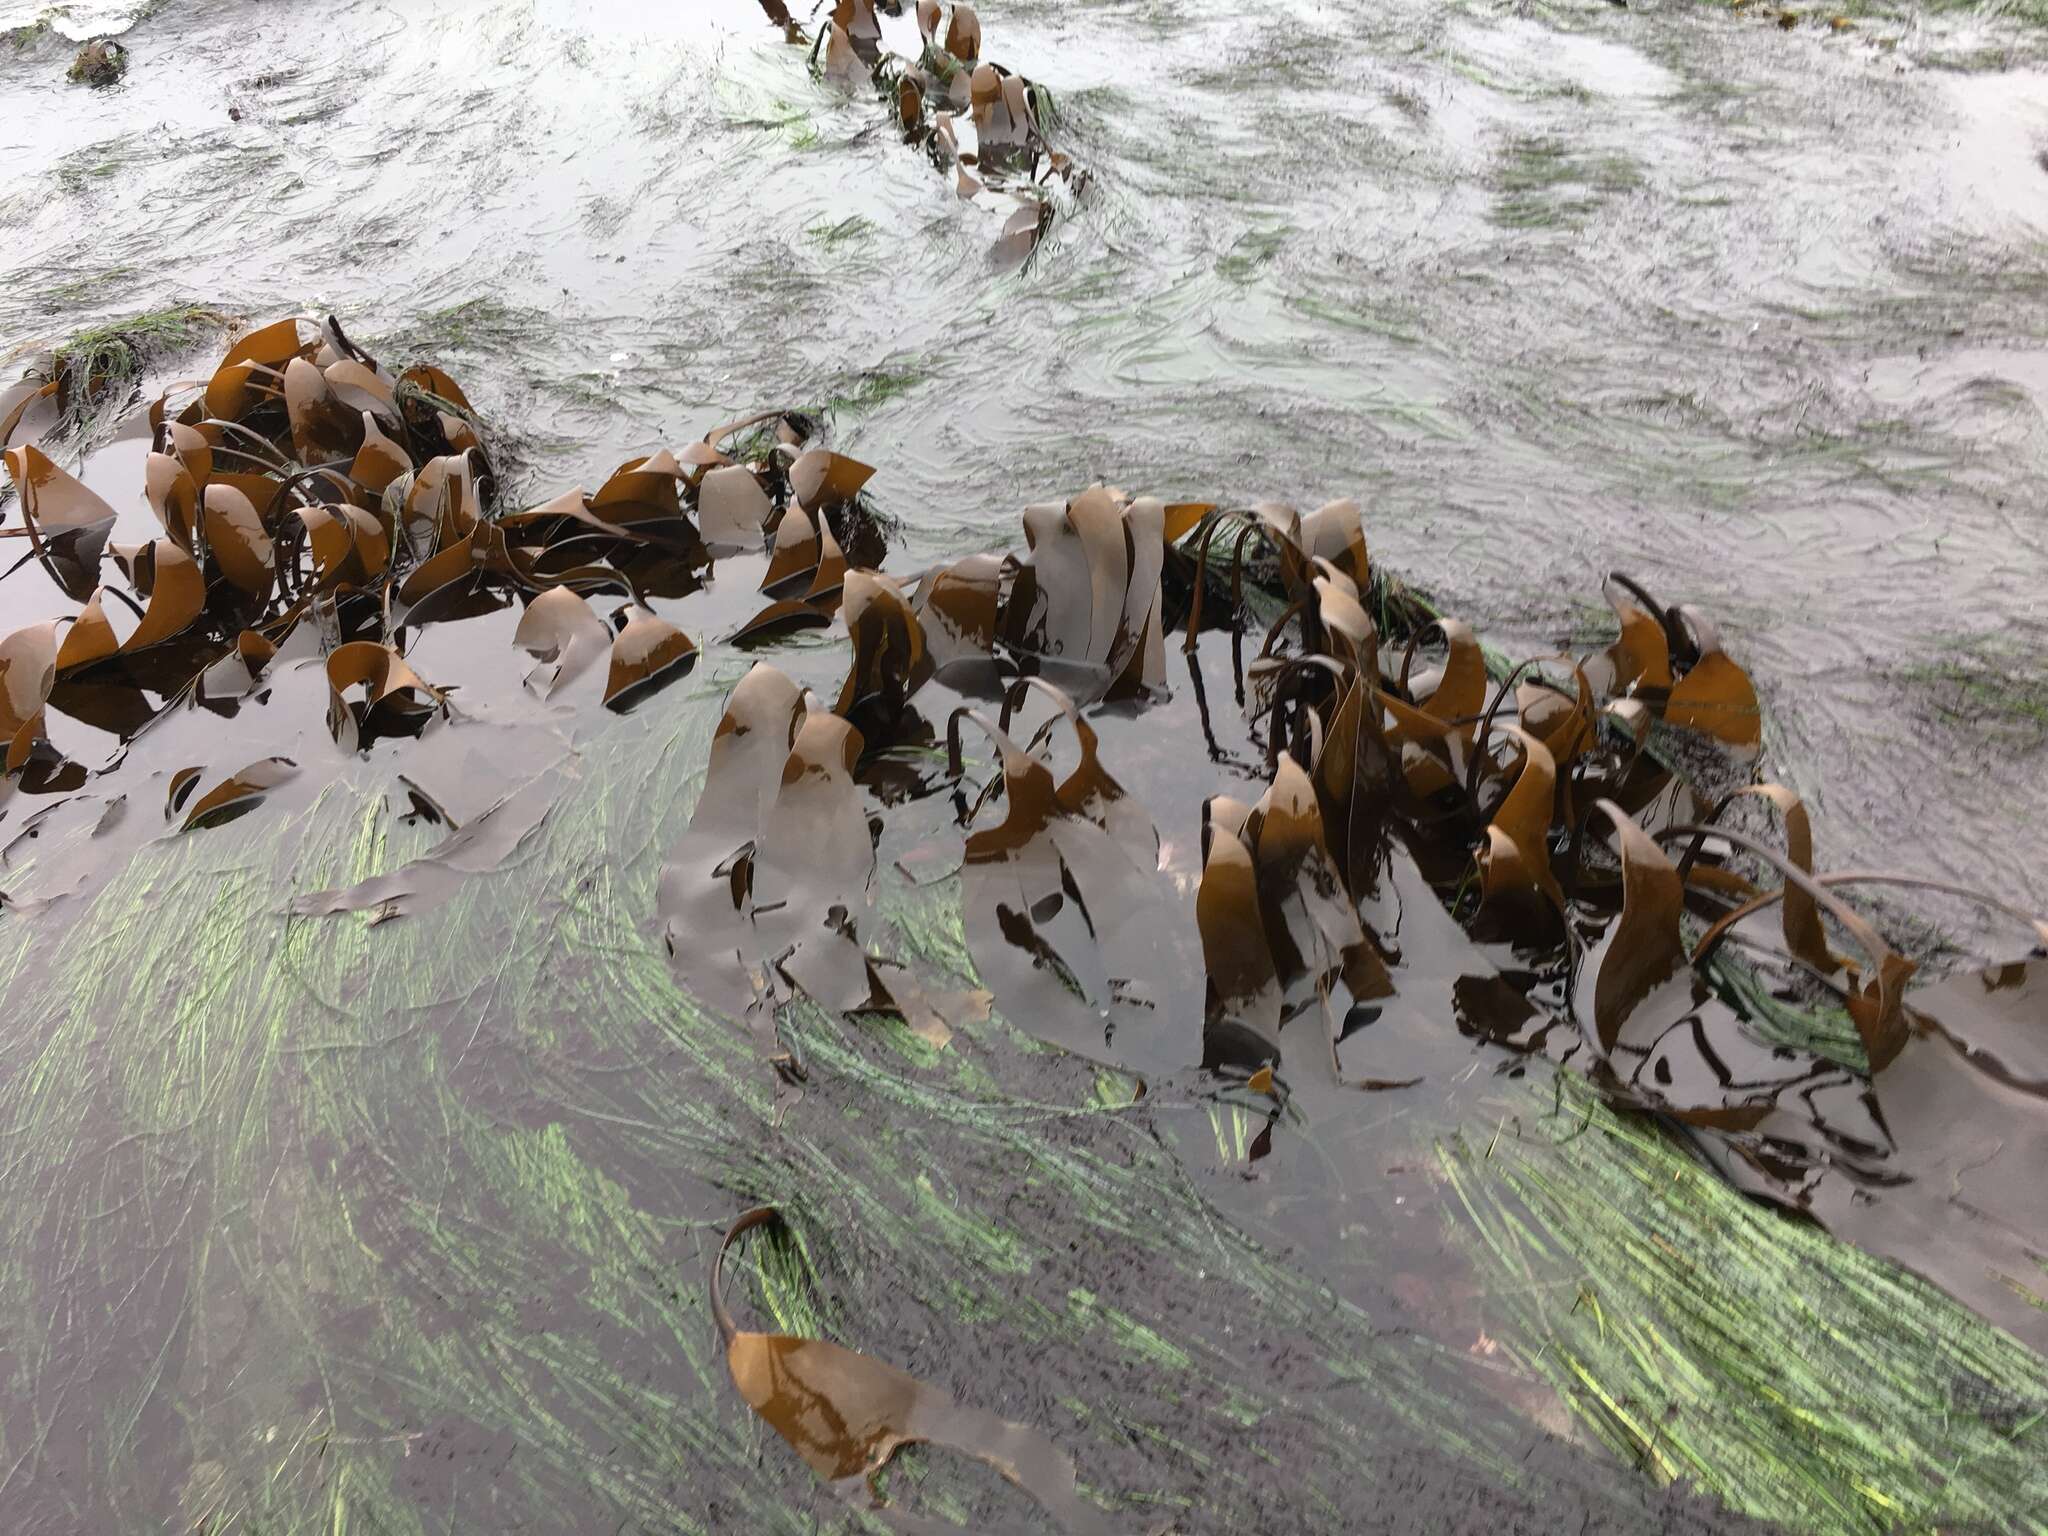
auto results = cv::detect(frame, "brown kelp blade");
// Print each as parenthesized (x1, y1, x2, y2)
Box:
(951, 704, 1178, 1066)
(202, 484, 275, 598)
(1247, 754, 1370, 993)
(761, 504, 823, 592)
(1660, 823, 1918, 1070)
(604, 608, 696, 709)
(787, 447, 874, 510)
(55, 593, 118, 673)
(696, 464, 774, 548)
(1679, 783, 1836, 975)
(751, 709, 874, 1011)
(204, 316, 313, 419)
(4, 444, 116, 601)
(290, 776, 555, 923)
(1476, 726, 1562, 912)
(712, 1209, 1113, 1533)
(658, 664, 805, 1020)
(180, 756, 298, 832)
(123, 541, 207, 652)
(915, 553, 1000, 668)
(514, 586, 612, 698)
(326, 641, 442, 749)
(1198, 820, 1282, 1040)
(1586, 572, 1674, 696)
(1003, 485, 1163, 694)
(835, 570, 927, 725)
(1663, 605, 1762, 748)
(1400, 617, 1486, 742)
(730, 599, 833, 646)
(0, 621, 60, 743)
(1584, 800, 1690, 1056)
(284, 356, 368, 466)
(1805, 960, 2048, 1344)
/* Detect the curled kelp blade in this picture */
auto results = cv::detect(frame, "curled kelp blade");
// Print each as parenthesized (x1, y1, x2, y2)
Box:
(915, 553, 1000, 669)
(835, 570, 927, 727)
(3, 443, 116, 601)
(1582, 800, 1690, 1057)
(201, 483, 275, 599)
(0, 622, 61, 776)
(1002, 485, 1164, 696)
(326, 641, 442, 749)
(1657, 823, 1917, 1070)
(1476, 726, 1563, 913)
(712, 1209, 1113, 1533)
(696, 464, 774, 548)
(294, 503, 389, 591)
(54, 592, 118, 673)
(1675, 783, 1836, 976)
(179, 756, 298, 832)
(122, 540, 206, 651)
(731, 599, 834, 646)
(950, 705, 1178, 1065)
(1247, 754, 1392, 1041)
(1585, 572, 1675, 697)
(204, 316, 314, 419)
(284, 356, 368, 466)
(1398, 618, 1486, 745)
(351, 412, 412, 495)
(786, 447, 874, 511)
(995, 676, 1152, 859)
(144, 451, 200, 551)
(1663, 605, 1762, 749)
(1517, 663, 1595, 768)
(761, 503, 822, 592)
(804, 514, 849, 602)
(1198, 820, 1282, 1043)
(514, 586, 612, 699)
(604, 607, 696, 709)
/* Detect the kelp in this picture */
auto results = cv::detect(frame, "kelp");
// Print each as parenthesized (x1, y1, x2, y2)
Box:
(755, 0, 1084, 270)
(713, 1207, 1116, 1533)
(4, 307, 2047, 1533)
(0, 319, 865, 794)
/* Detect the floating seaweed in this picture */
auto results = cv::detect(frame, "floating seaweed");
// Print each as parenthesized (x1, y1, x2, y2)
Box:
(754, 0, 1085, 269)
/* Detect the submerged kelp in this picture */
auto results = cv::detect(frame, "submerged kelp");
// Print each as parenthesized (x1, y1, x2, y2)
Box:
(1, 308, 2045, 1533)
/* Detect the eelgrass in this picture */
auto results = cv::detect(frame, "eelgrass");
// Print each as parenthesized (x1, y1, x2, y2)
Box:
(1440, 1070, 2048, 1534)
(39, 304, 225, 441)
(0, 685, 1738, 1533)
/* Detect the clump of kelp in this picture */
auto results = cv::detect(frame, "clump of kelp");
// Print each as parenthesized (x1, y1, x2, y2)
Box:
(761, 0, 1083, 269)
(0, 317, 888, 806)
(6, 315, 2047, 1520)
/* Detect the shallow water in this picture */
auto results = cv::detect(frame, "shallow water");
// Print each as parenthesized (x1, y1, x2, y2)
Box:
(8, 0, 2046, 934)
(4, 0, 2048, 1529)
